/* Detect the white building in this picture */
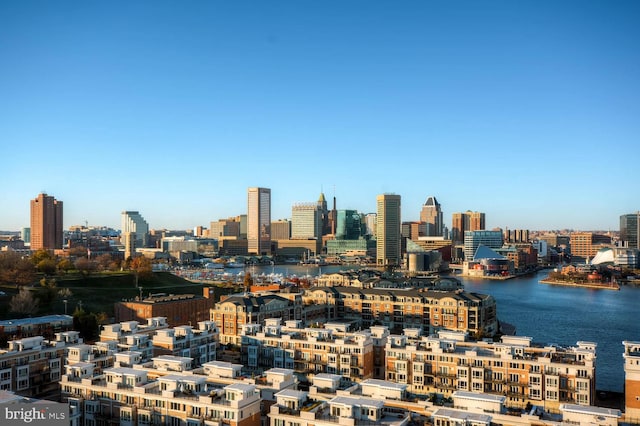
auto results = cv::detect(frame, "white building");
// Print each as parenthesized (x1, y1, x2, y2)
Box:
(121, 211, 150, 248)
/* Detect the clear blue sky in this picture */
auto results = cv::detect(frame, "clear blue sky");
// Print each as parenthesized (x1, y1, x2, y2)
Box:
(1, 1, 638, 232)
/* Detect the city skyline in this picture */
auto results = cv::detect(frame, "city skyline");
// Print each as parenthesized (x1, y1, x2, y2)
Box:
(4, 189, 634, 235)
(2, 2, 639, 232)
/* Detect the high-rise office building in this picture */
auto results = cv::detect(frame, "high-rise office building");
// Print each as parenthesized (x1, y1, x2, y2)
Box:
(420, 196, 443, 237)
(30, 193, 63, 250)
(463, 230, 503, 261)
(291, 202, 322, 240)
(621, 213, 640, 249)
(121, 211, 149, 248)
(469, 211, 485, 231)
(364, 213, 377, 238)
(402, 221, 426, 241)
(328, 195, 338, 235)
(451, 210, 486, 244)
(336, 210, 364, 240)
(317, 192, 332, 236)
(247, 187, 271, 255)
(376, 193, 401, 267)
(270, 219, 291, 241)
(21, 227, 31, 244)
(209, 218, 241, 239)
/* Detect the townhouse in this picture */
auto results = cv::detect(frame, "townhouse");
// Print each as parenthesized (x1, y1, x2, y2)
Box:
(304, 286, 498, 336)
(61, 355, 263, 426)
(240, 318, 374, 382)
(0, 331, 81, 398)
(384, 330, 596, 412)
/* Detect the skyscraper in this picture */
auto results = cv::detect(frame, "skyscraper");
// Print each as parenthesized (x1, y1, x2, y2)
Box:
(317, 192, 331, 235)
(451, 210, 486, 244)
(336, 210, 364, 240)
(420, 196, 443, 237)
(469, 211, 486, 232)
(30, 193, 63, 250)
(620, 213, 640, 249)
(121, 211, 149, 248)
(247, 187, 271, 255)
(291, 202, 322, 240)
(376, 193, 401, 267)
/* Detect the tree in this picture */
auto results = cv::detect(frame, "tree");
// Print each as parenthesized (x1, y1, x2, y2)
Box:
(130, 256, 152, 287)
(0, 251, 21, 271)
(96, 312, 110, 326)
(36, 277, 58, 307)
(75, 257, 97, 276)
(69, 246, 88, 258)
(57, 258, 74, 273)
(9, 287, 39, 316)
(37, 258, 57, 276)
(0, 252, 36, 286)
(243, 272, 254, 291)
(95, 254, 114, 271)
(13, 258, 37, 286)
(108, 259, 122, 271)
(30, 249, 53, 265)
(73, 308, 99, 341)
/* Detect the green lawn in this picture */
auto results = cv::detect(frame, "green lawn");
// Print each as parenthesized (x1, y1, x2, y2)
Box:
(0, 272, 237, 321)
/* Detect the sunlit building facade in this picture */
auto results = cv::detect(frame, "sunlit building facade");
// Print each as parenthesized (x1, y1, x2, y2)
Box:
(376, 194, 401, 267)
(247, 187, 271, 255)
(30, 193, 63, 250)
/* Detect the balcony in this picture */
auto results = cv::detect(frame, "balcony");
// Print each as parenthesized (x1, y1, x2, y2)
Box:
(436, 382, 458, 391)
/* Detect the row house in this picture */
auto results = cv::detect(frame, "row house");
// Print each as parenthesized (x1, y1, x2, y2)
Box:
(307, 371, 620, 426)
(66, 340, 116, 375)
(61, 361, 262, 426)
(268, 388, 411, 426)
(61, 347, 297, 426)
(315, 270, 384, 287)
(211, 293, 303, 346)
(197, 361, 298, 413)
(384, 330, 596, 412)
(0, 331, 81, 398)
(99, 317, 169, 361)
(433, 391, 620, 426)
(304, 286, 498, 336)
(151, 321, 219, 366)
(240, 318, 374, 382)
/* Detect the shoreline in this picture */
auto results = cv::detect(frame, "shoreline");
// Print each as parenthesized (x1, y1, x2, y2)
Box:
(539, 278, 620, 291)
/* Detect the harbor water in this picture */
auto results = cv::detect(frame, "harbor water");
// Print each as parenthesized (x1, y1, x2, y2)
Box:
(243, 265, 640, 392)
